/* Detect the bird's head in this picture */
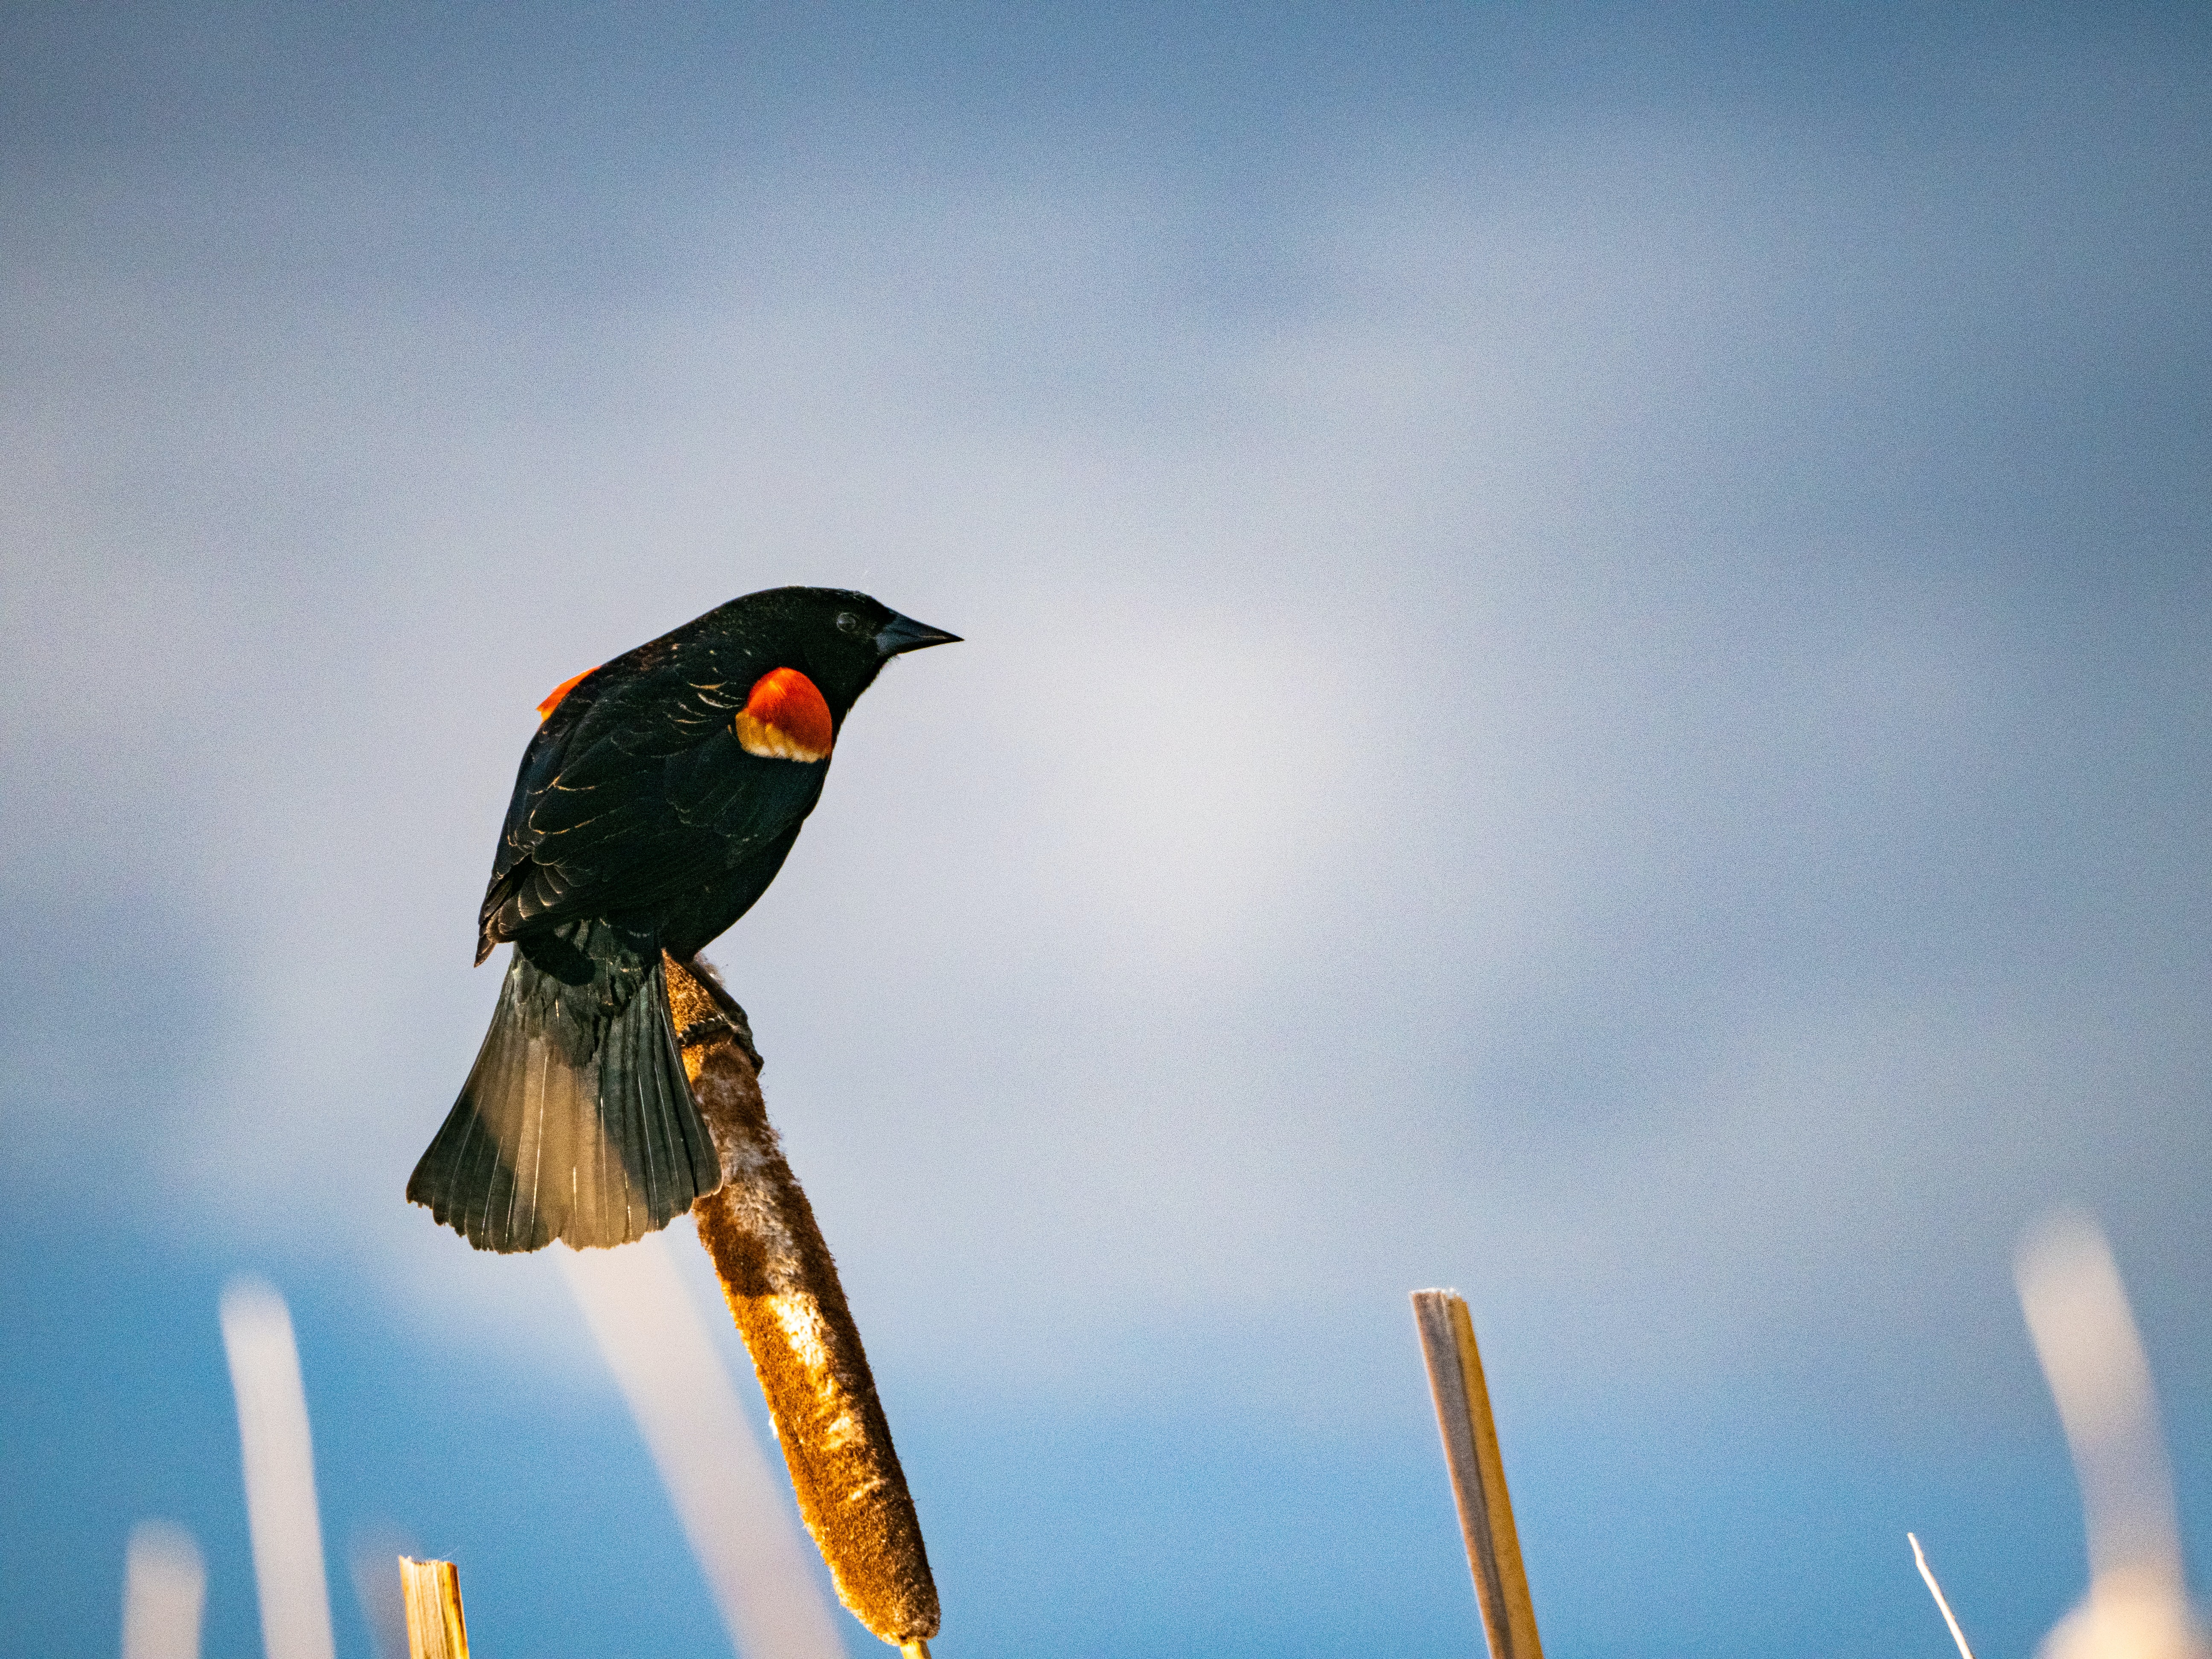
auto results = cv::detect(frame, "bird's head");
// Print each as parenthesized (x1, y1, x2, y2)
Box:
(739, 586, 960, 708)
(693, 587, 959, 761)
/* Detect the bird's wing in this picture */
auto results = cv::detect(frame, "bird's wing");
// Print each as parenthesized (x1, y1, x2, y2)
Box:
(478, 666, 827, 950)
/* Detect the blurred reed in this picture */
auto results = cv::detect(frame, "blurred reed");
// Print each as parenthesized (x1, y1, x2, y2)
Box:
(561, 1231, 847, 1659)
(121, 1520, 204, 1659)
(348, 1525, 419, 1659)
(2018, 1211, 2209, 1659)
(219, 1278, 336, 1659)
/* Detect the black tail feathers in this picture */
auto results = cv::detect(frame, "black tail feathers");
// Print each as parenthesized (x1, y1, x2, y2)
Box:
(408, 923, 721, 1252)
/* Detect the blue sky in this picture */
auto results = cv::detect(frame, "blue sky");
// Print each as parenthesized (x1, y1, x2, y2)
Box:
(4, 5, 2209, 1657)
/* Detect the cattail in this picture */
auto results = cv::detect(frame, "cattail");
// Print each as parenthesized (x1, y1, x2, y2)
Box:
(669, 956, 940, 1654)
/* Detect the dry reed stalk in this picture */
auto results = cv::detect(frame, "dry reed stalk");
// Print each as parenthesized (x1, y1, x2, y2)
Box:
(397, 1558, 468, 1659)
(1412, 1289, 1543, 1659)
(1909, 1533, 1978, 1659)
(668, 956, 940, 1652)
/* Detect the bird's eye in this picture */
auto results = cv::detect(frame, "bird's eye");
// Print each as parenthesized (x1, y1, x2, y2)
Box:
(835, 611, 865, 636)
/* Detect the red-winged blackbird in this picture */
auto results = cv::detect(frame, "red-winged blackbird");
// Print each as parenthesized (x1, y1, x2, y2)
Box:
(408, 587, 958, 1252)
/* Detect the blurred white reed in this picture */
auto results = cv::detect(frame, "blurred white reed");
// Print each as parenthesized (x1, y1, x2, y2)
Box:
(347, 1524, 418, 1659)
(122, 1520, 204, 1659)
(219, 1278, 337, 1659)
(560, 1231, 847, 1659)
(2017, 1209, 2209, 1659)
(1908, 1532, 1976, 1659)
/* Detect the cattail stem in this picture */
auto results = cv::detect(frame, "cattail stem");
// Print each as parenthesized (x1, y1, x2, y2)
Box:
(1412, 1289, 1544, 1659)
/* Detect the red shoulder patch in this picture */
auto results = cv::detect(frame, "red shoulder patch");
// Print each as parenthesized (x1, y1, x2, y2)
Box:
(733, 667, 834, 762)
(536, 666, 596, 720)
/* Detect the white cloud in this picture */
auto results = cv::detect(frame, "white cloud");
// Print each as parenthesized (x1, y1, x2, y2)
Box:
(3, 116, 2205, 1438)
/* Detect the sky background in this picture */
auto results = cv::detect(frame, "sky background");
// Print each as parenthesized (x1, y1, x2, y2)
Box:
(3, 4, 2209, 1656)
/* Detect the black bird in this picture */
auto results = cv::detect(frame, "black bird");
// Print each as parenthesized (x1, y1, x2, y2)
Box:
(409, 586, 958, 1252)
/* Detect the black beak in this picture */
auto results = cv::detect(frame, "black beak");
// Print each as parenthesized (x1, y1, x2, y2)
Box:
(873, 611, 962, 658)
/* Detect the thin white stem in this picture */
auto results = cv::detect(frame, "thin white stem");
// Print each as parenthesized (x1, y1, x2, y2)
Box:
(1909, 1533, 1977, 1659)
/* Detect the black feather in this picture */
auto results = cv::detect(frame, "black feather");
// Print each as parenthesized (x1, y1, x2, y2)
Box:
(407, 920, 719, 1252)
